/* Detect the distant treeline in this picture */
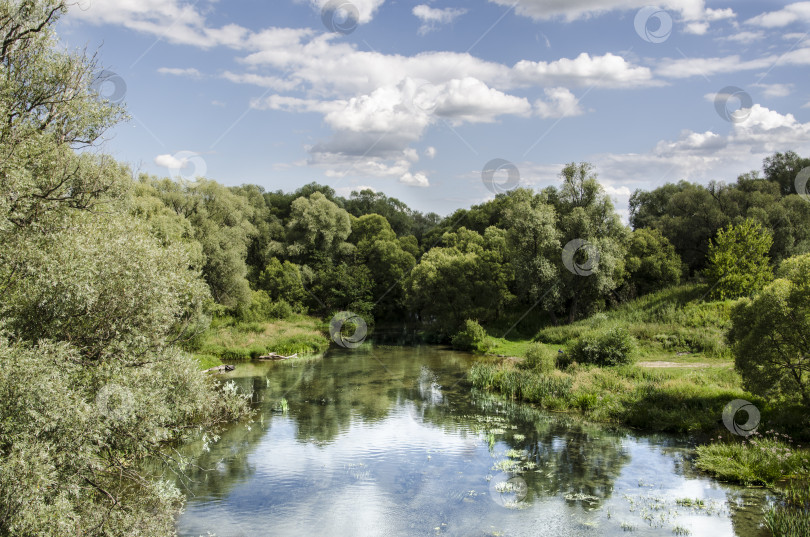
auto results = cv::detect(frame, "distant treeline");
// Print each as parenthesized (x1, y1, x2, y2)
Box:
(132, 151, 810, 338)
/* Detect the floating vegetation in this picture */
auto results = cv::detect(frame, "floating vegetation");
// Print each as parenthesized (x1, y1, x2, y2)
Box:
(272, 397, 288, 413)
(672, 525, 691, 535)
(675, 497, 705, 508)
(564, 492, 601, 505)
(513, 433, 526, 441)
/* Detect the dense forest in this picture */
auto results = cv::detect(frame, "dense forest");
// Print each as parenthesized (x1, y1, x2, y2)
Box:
(2, 1, 810, 536)
(127, 154, 810, 337)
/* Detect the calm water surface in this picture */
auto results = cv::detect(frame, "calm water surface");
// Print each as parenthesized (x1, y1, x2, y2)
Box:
(176, 346, 769, 537)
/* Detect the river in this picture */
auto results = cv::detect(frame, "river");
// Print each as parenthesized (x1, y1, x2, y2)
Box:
(175, 345, 770, 537)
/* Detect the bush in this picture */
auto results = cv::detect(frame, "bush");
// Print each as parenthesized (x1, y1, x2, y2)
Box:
(451, 319, 492, 353)
(729, 253, 810, 407)
(237, 291, 294, 322)
(523, 343, 556, 373)
(570, 328, 636, 367)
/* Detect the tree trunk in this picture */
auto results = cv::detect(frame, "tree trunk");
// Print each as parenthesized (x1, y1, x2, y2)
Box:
(567, 295, 578, 324)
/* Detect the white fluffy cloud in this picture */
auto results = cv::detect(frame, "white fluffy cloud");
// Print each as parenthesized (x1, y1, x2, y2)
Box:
(746, 2, 810, 28)
(412, 4, 467, 35)
(596, 105, 810, 205)
(399, 171, 430, 187)
(487, 0, 733, 24)
(534, 87, 585, 118)
(752, 83, 793, 98)
(154, 153, 185, 169)
(431, 78, 532, 123)
(656, 45, 810, 78)
(512, 53, 659, 88)
(71, 0, 250, 48)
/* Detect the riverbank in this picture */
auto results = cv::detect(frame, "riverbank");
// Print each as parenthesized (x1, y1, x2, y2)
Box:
(470, 283, 810, 536)
(188, 314, 330, 370)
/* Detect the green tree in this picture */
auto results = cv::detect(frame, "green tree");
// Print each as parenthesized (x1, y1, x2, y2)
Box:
(630, 181, 728, 274)
(0, 3, 251, 534)
(625, 228, 682, 296)
(405, 227, 512, 336)
(705, 219, 773, 299)
(286, 191, 352, 264)
(0, 1, 127, 234)
(344, 188, 415, 236)
(728, 254, 810, 406)
(763, 150, 810, 196)
(257, 258, 307, 311)
(547, 163, 628, 323)
(146, 178, 256, 309)
(503, 188, 560, 311)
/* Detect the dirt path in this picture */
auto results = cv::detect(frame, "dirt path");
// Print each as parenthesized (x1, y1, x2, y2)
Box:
(636, 361, 732, 368)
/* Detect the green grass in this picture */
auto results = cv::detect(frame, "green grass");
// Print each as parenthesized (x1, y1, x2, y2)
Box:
(696, 435, 810, 537)
(483, 284, 736, 369)
(486, 337, 536, 358)
(765, 481, 810, 537)
(695, 431, 810, 486)
(533, 284, 736, 360)
(470, 361, 751, 433)
(186, 314, 330, 368)
(194, 354, 223, 370)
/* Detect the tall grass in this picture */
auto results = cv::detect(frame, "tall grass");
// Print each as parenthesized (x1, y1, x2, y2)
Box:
(470, 361, 754, 433)
(765, 481, 810, 537)
(695, 431, 810, 486)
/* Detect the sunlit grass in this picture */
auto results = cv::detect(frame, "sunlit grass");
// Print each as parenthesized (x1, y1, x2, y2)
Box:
(187, 314, 330, 367)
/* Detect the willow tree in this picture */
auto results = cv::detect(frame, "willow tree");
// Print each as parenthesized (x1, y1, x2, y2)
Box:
(0, 3, 250, 535)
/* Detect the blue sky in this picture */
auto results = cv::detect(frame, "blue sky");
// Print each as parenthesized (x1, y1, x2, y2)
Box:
(60, 1, 810, 218)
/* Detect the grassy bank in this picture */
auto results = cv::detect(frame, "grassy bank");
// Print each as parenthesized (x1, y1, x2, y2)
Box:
(187, 314, 330, 369)
(695, 432, 810, 537)
(471, 283, 809, 436)
(469, 360, 753, 433)
(472, 283, 810, 535)
(486, 284, 735, 361)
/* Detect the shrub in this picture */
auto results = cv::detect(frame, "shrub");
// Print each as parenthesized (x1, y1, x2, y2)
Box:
(729, 253, 810, 407)
(570, 328, 636, 367)
(451, 319, 492, 353)
(237, 291, 294, 322)
(523, 343, 556, 373)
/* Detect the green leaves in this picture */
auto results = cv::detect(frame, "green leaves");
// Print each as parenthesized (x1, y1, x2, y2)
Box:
(706, 218, 773, 300)
(729, 253, 810, 406)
